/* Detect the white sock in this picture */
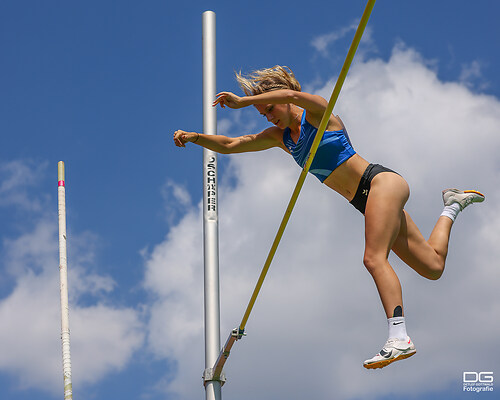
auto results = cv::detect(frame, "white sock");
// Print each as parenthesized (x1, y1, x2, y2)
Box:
(440, 203, 461, 222)
(388, 317, 408, 340)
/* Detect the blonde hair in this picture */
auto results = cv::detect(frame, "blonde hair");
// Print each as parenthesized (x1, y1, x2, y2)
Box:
(235, 65, 301, 96)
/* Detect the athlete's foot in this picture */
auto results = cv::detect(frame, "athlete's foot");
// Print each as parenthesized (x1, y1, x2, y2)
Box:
(442, 189, 485, 210)
(363, 337, 416, 370)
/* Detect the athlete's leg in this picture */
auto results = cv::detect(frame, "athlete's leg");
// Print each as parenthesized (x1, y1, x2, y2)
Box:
(391, 212, 450, 280)
(362, 173, 418, 369)
(363, 173, 409, 318)
(391, 189, 484, 280)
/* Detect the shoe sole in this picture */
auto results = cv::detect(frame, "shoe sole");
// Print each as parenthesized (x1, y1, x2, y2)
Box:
(363, 350, 416, 370)
(463, 190, 485, 198)
(443, 189, 485, 199)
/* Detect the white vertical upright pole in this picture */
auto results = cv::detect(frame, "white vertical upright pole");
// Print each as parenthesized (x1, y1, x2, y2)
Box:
(202, 10, 222, 400)
(58, 161, 73, 400)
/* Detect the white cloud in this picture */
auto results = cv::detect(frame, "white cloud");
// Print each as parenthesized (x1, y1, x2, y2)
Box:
(460, 60, 481, 83)
(0, 163, 145, 395)
(311, 22, 376, 61)
(161, 179, 193, 224)
(459, 60, 490, 91)
(70, 303, 145, 385)
(0, 160, 48, 212)
(142, 208, 205, 398)
(144, 43, 500, 399)
(311, 22, 359, 57)
(0, 256, 143, 393)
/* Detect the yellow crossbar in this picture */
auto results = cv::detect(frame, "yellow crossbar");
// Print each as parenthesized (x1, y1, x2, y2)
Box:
(239, 0, 377, 332)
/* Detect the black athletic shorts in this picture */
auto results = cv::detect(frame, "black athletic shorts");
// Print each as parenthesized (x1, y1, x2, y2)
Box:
(349, 163, 399, 215)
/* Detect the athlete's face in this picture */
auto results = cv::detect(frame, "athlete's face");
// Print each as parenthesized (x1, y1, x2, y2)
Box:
(254, 103, 291, 129)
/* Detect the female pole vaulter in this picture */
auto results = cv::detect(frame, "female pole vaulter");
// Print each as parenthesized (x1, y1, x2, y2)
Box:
(173, 66, 484, 369)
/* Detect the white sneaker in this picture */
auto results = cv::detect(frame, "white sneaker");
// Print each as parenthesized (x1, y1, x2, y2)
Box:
(442, 189, 485, 210)
(363, 337, 416, 369)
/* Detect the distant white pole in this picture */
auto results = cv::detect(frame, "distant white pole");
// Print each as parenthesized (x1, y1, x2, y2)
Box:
(58, 161, 73, 400)
(202, 11, 222, 400)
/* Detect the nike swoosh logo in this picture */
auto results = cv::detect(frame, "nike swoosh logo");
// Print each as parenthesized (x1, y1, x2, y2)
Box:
(392, 321, 404, 325)
(394, 345, 413, 352)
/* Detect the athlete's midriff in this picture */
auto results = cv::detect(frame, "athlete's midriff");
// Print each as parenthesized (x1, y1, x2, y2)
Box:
(323, 154, 370, 202)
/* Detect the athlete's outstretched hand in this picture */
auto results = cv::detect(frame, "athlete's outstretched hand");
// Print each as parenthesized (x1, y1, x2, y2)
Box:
(174, 130, 198, 147)
(213, 92, 244, 109)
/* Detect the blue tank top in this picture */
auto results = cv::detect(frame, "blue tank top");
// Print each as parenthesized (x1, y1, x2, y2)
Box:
(282, 111, 356, 182)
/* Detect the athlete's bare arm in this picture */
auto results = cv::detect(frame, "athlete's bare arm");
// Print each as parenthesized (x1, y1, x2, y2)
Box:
(173, 126, 287, 154)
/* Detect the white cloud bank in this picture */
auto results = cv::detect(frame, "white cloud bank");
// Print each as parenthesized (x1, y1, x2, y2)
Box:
(144, 42, 500, 400)
(0, 163, 145, 395)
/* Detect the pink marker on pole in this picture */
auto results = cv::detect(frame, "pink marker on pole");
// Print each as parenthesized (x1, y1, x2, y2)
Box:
(58, 161, 65, 187)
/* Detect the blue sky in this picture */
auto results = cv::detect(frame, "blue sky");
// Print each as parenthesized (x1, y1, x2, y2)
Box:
(1, 1, 499, 400)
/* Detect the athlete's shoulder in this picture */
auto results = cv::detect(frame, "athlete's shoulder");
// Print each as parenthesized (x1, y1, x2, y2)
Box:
(258, 126, 288, 151)
(259, 125, 284, 138)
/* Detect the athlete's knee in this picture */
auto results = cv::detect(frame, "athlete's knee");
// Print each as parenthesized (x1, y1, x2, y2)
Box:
(363, 252, 387, 275)
(425, 261, 445, 280)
